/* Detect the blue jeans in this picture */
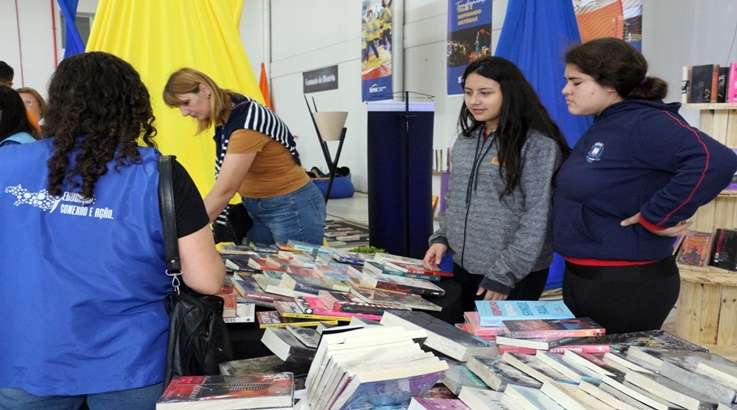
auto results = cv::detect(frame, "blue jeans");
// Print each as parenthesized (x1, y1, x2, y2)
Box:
(243, 182, 326, 246)
(0, 383, 163, 410)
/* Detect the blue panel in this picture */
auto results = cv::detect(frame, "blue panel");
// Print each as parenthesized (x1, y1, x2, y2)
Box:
(494, 0, 593, 289)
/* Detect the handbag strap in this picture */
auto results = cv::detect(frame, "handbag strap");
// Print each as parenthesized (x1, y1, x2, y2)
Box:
(158, 155, 183, 293)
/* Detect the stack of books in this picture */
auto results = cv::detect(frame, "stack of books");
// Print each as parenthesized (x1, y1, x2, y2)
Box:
(447, 329, 737, 409)
(215, 241, 448, 330)
(302, 326, 448, 409)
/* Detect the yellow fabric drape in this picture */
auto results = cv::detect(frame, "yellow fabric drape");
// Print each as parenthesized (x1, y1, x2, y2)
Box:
(86, 0, 263, 196)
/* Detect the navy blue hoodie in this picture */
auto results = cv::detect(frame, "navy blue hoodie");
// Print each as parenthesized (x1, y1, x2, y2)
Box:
(554, 99, 737, 261)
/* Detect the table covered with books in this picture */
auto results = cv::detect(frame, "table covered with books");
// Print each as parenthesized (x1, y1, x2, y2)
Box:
(155, 241, 737, 409)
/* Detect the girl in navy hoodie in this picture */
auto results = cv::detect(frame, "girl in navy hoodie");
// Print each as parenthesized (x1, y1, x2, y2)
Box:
(555, 38, 737, 333)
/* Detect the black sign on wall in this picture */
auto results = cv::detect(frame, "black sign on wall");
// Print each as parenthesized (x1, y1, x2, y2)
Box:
(303, 65, 339, 94)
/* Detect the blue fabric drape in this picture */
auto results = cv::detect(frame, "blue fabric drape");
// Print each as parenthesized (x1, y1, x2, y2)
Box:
(57, 0, 85, 58)
(495, 0, 592, 289)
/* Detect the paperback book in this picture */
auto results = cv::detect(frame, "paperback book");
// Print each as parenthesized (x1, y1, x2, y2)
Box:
(474, 300, 574, 327)
(156, 374, 294, 410)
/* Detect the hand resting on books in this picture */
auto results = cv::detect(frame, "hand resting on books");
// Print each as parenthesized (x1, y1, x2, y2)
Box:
(423, 243, 448, 270)
(477, 286, 507, 301)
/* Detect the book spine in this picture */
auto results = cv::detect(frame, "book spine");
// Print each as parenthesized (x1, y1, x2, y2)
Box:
(376, 281, 443, 297)
(682, 65, 691, 104)
(729, 63, 737, 103)
(549, 344, 610, 354)
(333, 302, 387, 315)
(711, 65, 720, 103)
(507, 329, 606, 339)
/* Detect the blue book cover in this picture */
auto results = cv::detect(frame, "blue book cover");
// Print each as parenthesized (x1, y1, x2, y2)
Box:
(338, 371, 444, 409)
(474, 300, 574, 327)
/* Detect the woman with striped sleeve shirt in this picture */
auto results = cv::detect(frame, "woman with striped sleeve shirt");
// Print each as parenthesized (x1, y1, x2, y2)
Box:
(164, 68, 326, 246)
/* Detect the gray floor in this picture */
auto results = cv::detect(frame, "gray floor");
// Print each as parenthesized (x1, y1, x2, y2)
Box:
(325, 192, 369, 227)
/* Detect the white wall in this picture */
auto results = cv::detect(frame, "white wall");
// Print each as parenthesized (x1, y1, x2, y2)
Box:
(643, 0, 737, 125)
(5, 0, 737, 192)
(242, 0, 508, 192)
(0, 0, 97, 93)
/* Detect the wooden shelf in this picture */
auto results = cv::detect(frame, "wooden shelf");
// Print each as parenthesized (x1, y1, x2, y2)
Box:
(718, 190, 737, 198)
(684, 103, 737, 110)
(678, 264, 737, 286)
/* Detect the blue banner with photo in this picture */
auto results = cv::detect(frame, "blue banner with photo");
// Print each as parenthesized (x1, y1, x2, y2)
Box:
(362, 0, 394, 101)
(447, 0, 492, 95)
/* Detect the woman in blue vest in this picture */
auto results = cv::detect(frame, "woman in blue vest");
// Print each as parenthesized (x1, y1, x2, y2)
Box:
(0, 52, 225, 409)
(555, 38, 737, 333)
(163, 68, 326, 246)
(0, 86, 38, 146)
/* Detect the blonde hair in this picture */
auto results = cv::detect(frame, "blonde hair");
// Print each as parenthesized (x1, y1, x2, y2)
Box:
(16, 86, 47, 119)
(163, 68, 231, 133)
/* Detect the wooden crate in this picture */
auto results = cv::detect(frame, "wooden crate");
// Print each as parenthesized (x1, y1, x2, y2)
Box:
(674, 103, 737, 358)
(676, 266, 737, 360)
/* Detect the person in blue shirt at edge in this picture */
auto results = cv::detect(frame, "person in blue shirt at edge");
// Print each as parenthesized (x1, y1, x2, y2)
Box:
(0, 86, 40, 146)
(555, 37, 737, 334)
(0, 52, 225, 409)
(423, 56, 570, 324)
(163, 68, 326, 247)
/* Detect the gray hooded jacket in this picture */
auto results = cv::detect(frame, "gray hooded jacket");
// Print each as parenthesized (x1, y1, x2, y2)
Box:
(429, 128, 563, 293)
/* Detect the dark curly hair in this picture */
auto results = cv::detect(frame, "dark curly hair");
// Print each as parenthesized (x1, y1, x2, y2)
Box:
(0, 86, 37, 141)
(44, 52, 156, 198)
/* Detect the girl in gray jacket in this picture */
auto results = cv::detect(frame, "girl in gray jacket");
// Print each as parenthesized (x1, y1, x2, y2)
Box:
(423, 57, 570, 324)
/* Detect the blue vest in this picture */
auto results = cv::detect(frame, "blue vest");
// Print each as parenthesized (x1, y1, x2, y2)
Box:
(0, 139, 169, 395)
(0, 131, 36, 146)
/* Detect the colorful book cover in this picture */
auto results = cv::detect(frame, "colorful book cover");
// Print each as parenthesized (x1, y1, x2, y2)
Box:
(301, 296, 383, 321)
(462, 312, 506, 337)
(361, 270, 446, 297)
(255, 310, 338, 329)
(337, 371, 445, 410)
(157, 374, 294, 409)
(474, 300, 574, 327)
(350, 286, 443, 311)
(274, 300, 350, 322)
(501, 317, 605, 339)
(676, 231, 713, 267)
(497, 342, 610, 355)
(440, 361, 488, 395)
(408, 397, 469, 410)
(728, 62, 737, 103)
(465, 356, 541, 391)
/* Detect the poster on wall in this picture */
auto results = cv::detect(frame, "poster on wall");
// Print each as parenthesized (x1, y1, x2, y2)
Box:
(447, 0, 492, 95)
(573, 0, 642, 49)
(362, 0, 393, 101)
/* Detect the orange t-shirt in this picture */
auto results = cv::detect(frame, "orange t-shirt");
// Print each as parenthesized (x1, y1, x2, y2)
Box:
(227, 129, 309, 198)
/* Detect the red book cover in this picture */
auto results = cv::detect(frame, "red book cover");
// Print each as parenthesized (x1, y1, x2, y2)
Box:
(158, 374, 293, 408)
(676, 231, 713, 267)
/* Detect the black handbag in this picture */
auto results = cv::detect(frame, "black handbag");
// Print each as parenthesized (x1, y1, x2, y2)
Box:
(158, 155, 233, 385)
(213, 203, 252, 244)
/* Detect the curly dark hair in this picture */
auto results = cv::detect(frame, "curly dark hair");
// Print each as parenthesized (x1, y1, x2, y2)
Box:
(44, 52, 156, 198)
